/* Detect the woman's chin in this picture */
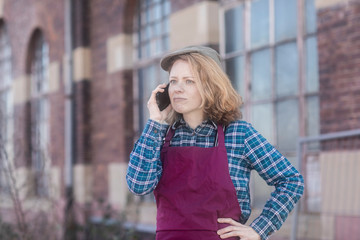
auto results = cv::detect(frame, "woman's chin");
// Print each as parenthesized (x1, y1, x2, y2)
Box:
(171, 106, 185, 114)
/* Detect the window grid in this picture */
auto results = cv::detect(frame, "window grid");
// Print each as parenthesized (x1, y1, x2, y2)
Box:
(221, 0, 319, 156)
(136, 0, 171, 61)
(221, 0, 319, 209)
(134, 0, 170, 132)
(0, 23, 13, 193)
(30, 32, 50, 197)
(134, 0, 171, 202)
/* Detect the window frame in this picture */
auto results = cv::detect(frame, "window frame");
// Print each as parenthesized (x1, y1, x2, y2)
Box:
(132, 0, 171, 202)
(220, 0, 319, 208)
(0, 22, 13, 194)
(28, 30, 50, 198)
(220, 0, 319, 156)
(133, 0, 171, 135)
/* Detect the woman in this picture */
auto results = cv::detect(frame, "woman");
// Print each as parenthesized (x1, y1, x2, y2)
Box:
(126, 46, 304, 240)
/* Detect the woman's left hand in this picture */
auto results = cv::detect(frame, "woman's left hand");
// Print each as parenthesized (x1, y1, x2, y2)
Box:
(217, 218, 261, 240)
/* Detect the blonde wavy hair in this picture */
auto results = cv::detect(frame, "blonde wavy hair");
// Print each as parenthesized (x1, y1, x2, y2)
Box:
(166, 52, 243, 126)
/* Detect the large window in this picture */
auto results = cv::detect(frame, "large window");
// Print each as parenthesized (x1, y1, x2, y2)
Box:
(222, 0, 319, 207)
(134, 0, 171, 202)
(0, 22, 13, 193)
(135, 0, 171, 130)
(29, 30, 50, 197)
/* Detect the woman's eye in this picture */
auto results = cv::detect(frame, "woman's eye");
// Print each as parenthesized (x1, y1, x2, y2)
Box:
(186, 80, 194, 84)
(169, 79, 176, 84)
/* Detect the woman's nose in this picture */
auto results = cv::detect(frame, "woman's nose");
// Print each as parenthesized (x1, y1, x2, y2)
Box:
(172, 82, 184, 92)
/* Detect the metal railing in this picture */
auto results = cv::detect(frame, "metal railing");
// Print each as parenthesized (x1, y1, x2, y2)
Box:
(291, 128, 360, 240)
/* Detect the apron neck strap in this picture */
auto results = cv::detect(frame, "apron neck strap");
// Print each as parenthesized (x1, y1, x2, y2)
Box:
(163, 126, 175, 148)
(163, 123, 225, 148)
(216, 124, 225, 147)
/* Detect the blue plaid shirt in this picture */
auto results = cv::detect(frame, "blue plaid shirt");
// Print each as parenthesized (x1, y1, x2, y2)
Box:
(126, 119, 304, 240)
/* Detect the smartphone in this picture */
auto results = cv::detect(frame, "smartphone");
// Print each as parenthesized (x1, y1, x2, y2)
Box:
(156, 84, 170, 111)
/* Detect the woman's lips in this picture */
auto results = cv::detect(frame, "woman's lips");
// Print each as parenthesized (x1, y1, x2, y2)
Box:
(173, 97, 186, 102)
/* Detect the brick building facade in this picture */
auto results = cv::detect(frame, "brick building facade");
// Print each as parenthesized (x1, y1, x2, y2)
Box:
(318, 2, 360, 133)
(0, 0, 359, 239)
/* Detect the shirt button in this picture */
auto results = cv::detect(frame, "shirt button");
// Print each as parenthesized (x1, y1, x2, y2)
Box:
(154, 130, 158, 133)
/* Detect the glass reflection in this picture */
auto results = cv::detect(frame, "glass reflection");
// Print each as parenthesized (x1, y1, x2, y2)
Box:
(251, 0, 269, 49)
(251, 49, 271, 101)
(276, 42, 298, 97)
(225, 5, 244, 53)
(275, 0, 297, 42)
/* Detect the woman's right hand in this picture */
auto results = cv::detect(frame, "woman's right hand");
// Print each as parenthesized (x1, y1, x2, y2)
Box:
(147, 83, 172, 124)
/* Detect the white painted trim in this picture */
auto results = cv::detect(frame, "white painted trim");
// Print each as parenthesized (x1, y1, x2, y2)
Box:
(108, 162, 129, 209)
(74, 164, 93, 204)
(48, 61, 60, 93)
(169, 1, 220, 50)
(107, 33, 133, 73)
(13, 75, 30, 104)
(315, 0, 349, 9)
(0, 0, 4, 17)
(73, 47, 92, 81)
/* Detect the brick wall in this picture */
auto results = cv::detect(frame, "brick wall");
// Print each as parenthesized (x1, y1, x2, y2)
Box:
(5, 0, 65, 75)
(1, 0, 66, 236)
(318, 2, 360, 134)
(88, 0, 135, 200)
(4, 0, 65, 175)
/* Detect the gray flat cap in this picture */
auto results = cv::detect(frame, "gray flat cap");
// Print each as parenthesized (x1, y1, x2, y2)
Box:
(160, 45, 223, 71)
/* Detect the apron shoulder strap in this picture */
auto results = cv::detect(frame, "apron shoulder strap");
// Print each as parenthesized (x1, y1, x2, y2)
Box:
(215, 124, 226, 147)
(163, 126, 175, 148)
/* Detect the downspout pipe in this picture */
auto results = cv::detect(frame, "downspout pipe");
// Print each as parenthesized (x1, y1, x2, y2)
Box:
(64, 0, 75, 238)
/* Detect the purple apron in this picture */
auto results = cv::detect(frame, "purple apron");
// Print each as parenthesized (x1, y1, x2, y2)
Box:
(154, 124, 242, 240)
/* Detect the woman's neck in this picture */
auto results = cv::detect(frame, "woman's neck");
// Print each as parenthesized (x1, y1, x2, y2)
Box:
(183, 113, 205, 130)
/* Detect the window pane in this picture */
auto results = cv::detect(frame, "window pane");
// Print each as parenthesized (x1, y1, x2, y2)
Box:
(275, 0, 297, 42)
(0, 93, 7, 142)
(251, 48, 271, 101)
(305, 0, 317, 34)
(154, 4, 162, 21)
(276, 99, 299, 151)
(225, 5, 244, 53)
(138, 0, 170, 60)
(306, 36, 319, 93)
(306, 96, 319, 137)
(276, 42, 298, 97)
(251, 171, 274, 208)
(154, 22, 161, 36)
(160, 64, 168, 79)
(146, 5, 151, 23)
(251, 103, 274, 144)
(163, 18, 169, 34)
(141, 11, 147, 26)
(251, 0, 269, 49)
(225, 56, 245, 98)
(30, 33, 50, 197)
(142, 65, 156, 123)
(306, 95, 320, 150)
(164, 0, 171, 15)
(0, 25, 11, 89)
(139, 65, 163, 129)
(145, 25, 151, 40)
(163, 36, 169, 51)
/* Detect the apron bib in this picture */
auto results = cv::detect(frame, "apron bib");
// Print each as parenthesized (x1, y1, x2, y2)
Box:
(154, 124, 242, 240)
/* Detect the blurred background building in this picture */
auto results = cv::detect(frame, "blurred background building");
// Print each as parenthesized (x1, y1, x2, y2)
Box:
(0, 0, 359, 239)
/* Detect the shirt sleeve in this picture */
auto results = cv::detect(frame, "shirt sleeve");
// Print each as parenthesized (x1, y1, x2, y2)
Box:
(126, 119, 169, 195)
(243, 123, 304, 240)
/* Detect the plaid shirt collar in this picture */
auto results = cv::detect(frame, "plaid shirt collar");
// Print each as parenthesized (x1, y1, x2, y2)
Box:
(171, 118, 217, 137)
